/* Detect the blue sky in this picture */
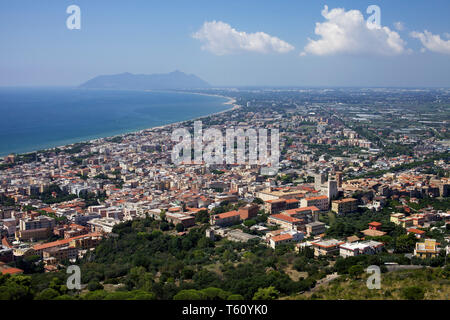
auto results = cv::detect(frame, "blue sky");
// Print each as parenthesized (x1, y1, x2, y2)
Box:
(1, 0, 449, 87)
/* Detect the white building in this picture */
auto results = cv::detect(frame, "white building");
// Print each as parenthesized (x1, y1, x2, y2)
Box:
(339, 240, 384, 258)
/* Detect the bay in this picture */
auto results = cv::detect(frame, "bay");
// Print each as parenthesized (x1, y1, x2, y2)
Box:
(0, 87, 230, 156)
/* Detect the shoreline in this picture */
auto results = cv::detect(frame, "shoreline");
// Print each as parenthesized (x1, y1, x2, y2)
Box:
(0, 91, 240, 158)
(147, 93, 239, 131)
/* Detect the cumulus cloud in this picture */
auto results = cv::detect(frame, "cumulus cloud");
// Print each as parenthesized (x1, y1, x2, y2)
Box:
(410, 30, 450, 55)
(394, 22, 404, 31)
(192, 20, 295, 55)
(301, 6, 407, 56)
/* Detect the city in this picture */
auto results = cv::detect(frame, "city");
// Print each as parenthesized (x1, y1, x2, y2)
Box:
(1, 0, 449, 315)
(1, 87, 449, 300)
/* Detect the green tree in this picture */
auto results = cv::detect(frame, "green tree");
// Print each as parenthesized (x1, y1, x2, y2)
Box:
(88, 281, 104, 292)
(82, 290, 107, 300)
(35, 288, 60, 300)
(252, 286, 279, 300)
(173, 289, 206, 300)
(0, 275, 33, 300)
(401, 286, 425, 300)
(252, 198, 264, 205)
(175, 223, 185, 232)
(243, 219, 257, 228)
(195, 210, 210, 224)
(348, 265, 364, 279)
(200, 287, 231, 300)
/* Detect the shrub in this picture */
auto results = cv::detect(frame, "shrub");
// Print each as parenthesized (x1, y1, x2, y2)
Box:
(401, 286, 425, 300)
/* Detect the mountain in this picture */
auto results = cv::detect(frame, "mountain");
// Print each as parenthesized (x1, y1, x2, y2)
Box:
(79, 71, 210, 90)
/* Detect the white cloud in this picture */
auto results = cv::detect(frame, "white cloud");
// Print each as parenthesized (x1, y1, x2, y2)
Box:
(301, 6, 407, 56)
(192, 20, 295, 55)
(394, 21, 404, 31)
(410, 30, 450, 55)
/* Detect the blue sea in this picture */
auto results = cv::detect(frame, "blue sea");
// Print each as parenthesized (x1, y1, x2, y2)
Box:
(0, 88, 230, 156)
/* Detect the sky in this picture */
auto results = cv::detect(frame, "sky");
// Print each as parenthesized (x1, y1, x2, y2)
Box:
(0, 0, 449, 87)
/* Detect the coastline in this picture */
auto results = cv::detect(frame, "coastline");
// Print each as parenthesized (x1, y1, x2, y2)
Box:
(0, 90, 240, 158)
(146, 93, 239, 131)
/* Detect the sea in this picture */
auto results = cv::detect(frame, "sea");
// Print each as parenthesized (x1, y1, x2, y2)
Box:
(0, 87, 230, 157)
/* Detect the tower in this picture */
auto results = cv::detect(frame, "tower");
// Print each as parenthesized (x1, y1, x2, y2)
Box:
(327, 179, 338, 203)
(314, 173, 326, 190)
(335, 171, 343, 188)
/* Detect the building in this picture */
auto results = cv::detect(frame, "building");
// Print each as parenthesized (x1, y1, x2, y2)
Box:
(361, 221, 387, 237)
(301, 195, 329, 211)
(237, 204, 259, 220)
(264, 199, 287, 214)
(390, 213, 405, 225)
(15, 228, 52, 241)
(205, 228, 215, 241)
(19, 215, 56, 231)
(4, 154, 15, 164)
(33, 233, 102, 257)
(13, 246, 37, 259)
(411, 214, 425, 227)
(165, 212, 195, 228)
(268, 214, 303, 230)
(327, 179, 338, 202)
(226, 229, 260, 243)
(64, 224, 89, 239)
(305, 221, 326, 237)
(407, 228, 426, 239)
(0, 261, 23, 275)
(439, 183, 450, 197)
(311, 239, 345, 257)
(339, 240, 384, 258)
(257, 188, 304, 202)
(331, 198, 358, 215)
(414, 239, 440, 259)
(281, 206, 320, 223)
(314, 173, 326, 190)
(269, 231, 304, 249)
(335, 172, 343, 188)
(87, 217, 121, 233)
(0, 245, 13, 263)
(43, 246, 78, 264)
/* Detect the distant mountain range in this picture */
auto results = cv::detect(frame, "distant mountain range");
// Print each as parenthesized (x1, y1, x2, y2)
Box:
(79, 71, 210, 90)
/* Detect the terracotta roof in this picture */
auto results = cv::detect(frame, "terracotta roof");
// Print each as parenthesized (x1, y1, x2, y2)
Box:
(407, 228, 426, 234)
(0, 262, 24, 275)
(305, 195, 328, 201)
(361, 229, 387, 237)
(1, 267, 24, 275)
(33, 232, 101, 251)
(265, 199, 286, 204)
(313, 240, 345, 248)
(216, 210, 241, 219)
(271, 233, 293, 242)
(270, 214, 301, 223)
(297, 206, 320, 212)
(2, 237, 12, 248)
(347, 235, 360, 243)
